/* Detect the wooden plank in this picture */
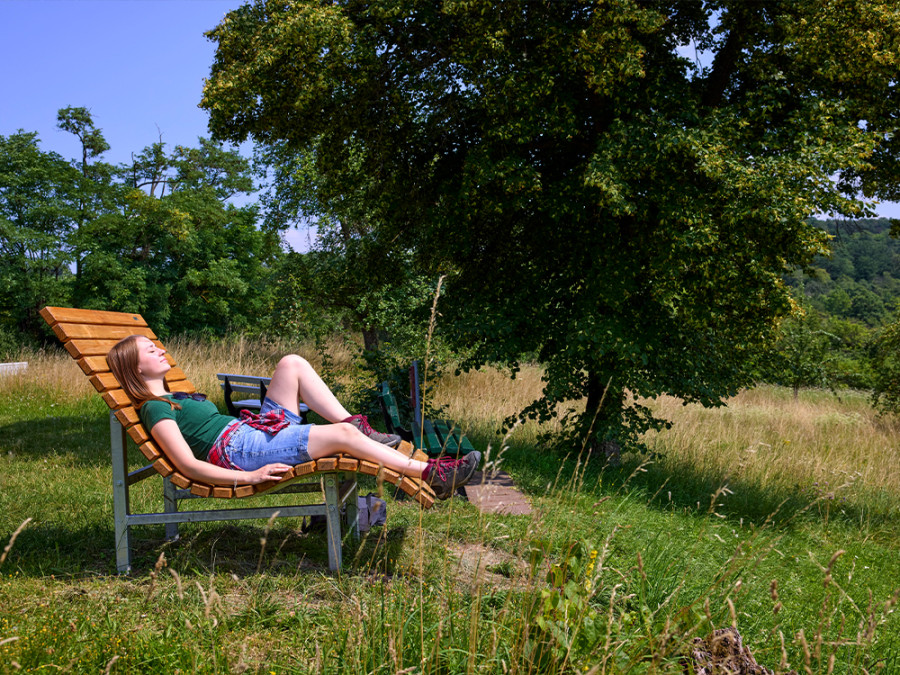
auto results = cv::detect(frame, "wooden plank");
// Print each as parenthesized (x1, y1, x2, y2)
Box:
(381, 468, 401, 485)
(170, 473, 191, 489)
(316, 458, 338, 471)
(40, 306, 150, 328)
(153, 456, 174, 477)
(76, 356, 111, 376)
(211, 486, 234, 499)
(115, 407, 139, 427)
(190, 483, 212, 498)
(234, 485, 255, 498)
(417, 419, 443, 455)
(337, 457, 359, 472)
(433, 420, 461, 453)
(89, 372, 120, 392)
(137, 442, 160, 462)
(102, 389, 132, 410)
(380, 382, 404, 430)
(294, 461, 317, 476)
(65, 337, 167, 358)
(52, 323, 156, 342)
(359, 460, 380, 476)
(415, 491, 435, 508)
(398, 477, 417, 496)
(126, 425, 149, 445)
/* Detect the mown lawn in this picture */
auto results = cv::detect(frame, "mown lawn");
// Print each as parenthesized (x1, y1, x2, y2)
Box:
(1, 344, 898, 673)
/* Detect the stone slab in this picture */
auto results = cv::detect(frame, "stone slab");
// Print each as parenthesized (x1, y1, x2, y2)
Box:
(463, 470, 533, 515)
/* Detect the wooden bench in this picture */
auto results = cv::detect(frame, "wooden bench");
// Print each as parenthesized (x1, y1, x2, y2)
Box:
(379, 361, 477, 458)
(216, 372, 309, 421)
(40, 306, 435, 573)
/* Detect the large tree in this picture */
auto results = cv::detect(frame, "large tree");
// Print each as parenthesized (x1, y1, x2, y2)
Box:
(202, 0, 900, 450)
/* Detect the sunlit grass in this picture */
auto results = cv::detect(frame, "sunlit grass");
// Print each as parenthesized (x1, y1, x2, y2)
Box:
(1, 339, 899, 673)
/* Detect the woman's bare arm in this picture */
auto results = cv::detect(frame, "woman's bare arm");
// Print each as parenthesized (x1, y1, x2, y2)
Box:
(150, 419, 291, 485)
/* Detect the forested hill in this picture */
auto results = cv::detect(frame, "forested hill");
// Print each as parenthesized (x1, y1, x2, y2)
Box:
(789, 218, 900, 327)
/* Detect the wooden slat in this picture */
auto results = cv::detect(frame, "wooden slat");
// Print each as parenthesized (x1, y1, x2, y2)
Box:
(337, 457, 359, 472)
(115, 407, 139, 427)
(138, 442, 161, 462)
(102, 389, 132, 410)
(152, 456, 174, 477)
(89, 372, 120, 392)
(434, 420, 461, 453)
(416, 491, 435, 508)
(52, 323, 156, 343)
(316, 458, 338, 471)
(170, 473, 191, 489)
(359, 460, 380, 476)
(398, 477, 418, 496)
(190, 483, 212, 498)
(234, 485, 255, 498)
(212, 486, 234, 499)
(40, 306, 150, 328)
(76, 356, 111, 376)
(294, 461, 317, 476)
(65, 337, 167, 358)
(381, 468, 401, 485)
(126, 425, 149, 445)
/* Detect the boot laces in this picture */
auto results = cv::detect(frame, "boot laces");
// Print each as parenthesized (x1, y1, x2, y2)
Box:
(352, 415, 374, 434)
(428, 455, 461, 482)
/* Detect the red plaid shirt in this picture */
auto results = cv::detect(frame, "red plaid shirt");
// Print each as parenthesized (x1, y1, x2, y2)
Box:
(207, 409, 292, 471)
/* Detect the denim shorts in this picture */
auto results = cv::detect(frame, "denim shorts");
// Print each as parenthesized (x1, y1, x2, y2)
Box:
(223, 397, 314, 471)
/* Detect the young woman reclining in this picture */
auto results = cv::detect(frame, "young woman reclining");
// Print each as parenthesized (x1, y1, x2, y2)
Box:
(107, 335, 479, 499)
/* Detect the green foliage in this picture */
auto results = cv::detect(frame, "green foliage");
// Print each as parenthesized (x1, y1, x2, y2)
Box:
(762, 304, 841, 398)
(203, 0, 900, 447)
(790, 219, 900, 328)
(871, 315, 900, 415)
(0, 112, 282, 341)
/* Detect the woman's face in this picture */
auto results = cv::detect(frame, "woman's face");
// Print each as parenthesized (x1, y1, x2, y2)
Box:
(135, 337, 171, 379)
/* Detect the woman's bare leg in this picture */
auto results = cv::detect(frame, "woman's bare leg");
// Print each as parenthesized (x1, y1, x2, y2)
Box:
(264, 355, 351, 422)
(307, 424, 428, 476)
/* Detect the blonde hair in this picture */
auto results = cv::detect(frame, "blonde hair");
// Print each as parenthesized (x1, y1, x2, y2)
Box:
(107, 335, 179, 411)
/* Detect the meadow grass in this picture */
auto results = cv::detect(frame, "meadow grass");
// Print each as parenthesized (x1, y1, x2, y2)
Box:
(0, 339, 898, 673)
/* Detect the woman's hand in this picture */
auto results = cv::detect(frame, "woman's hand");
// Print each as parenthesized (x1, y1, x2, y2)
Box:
(246, 463, 293, 484)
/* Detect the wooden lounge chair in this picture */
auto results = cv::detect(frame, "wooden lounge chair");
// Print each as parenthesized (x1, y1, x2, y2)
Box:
(40, 306, 435, 573)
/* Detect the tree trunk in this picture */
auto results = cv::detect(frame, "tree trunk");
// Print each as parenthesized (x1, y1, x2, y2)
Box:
(585, 365, 624, 466)
(362, 327, 379, 352)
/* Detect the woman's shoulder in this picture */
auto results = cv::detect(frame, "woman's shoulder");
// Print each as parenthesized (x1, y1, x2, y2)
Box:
(139, 397, 177, 427)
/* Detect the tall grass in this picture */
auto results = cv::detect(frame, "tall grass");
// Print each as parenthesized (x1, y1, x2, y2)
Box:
(1, 338, 898, 673)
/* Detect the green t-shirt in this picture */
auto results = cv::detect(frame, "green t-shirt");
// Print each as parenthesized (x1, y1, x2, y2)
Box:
(140, 396, 235, 460)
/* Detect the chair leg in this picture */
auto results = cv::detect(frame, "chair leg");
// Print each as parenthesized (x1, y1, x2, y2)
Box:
(163, 476, 179, 541)
(345, 475, 360, 542)
(323, 474, 342, 571)
(110, 413, 132, 574)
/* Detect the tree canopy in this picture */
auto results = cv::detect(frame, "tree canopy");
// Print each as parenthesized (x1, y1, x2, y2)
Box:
(0, 109, 281, 342)
(203, 0, 900, 448)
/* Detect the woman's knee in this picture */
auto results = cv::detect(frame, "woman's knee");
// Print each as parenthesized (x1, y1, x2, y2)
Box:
(275, 354, 311, 376)
(312, 422, 359, 451)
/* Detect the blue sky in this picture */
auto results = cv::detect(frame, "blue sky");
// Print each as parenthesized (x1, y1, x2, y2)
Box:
(2, 0, 897, 224)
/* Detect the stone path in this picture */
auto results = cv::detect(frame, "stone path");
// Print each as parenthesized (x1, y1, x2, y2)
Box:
(462, 470, 533, 515)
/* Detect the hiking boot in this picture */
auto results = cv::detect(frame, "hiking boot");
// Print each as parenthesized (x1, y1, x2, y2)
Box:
(423, 451, 482, 500)
(343, 414, 402, 448)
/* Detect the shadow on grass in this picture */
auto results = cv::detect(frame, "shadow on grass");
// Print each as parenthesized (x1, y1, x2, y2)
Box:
(3, 519, 409, 580)
(0, 415, 111, 466)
